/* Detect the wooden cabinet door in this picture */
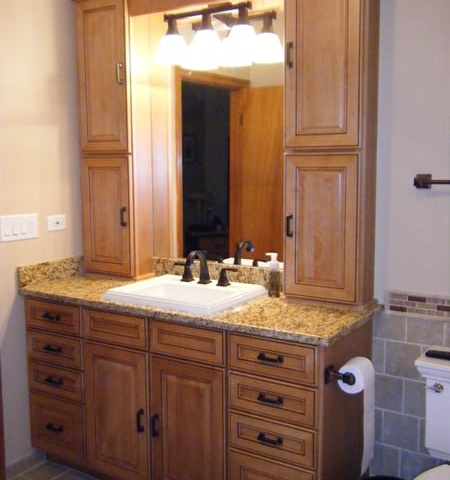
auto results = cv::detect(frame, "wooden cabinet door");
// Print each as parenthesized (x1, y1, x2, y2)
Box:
(84, 342, 148, 480)
(81, 157, 132, 276)
(285, 0, 361, 148)
(284, 154, 358, 303)
(75, 0, 129, 153)
(151, 356, 224, 480)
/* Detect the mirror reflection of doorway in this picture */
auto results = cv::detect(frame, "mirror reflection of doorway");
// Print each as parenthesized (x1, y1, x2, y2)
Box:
(182, 81, 230, 258)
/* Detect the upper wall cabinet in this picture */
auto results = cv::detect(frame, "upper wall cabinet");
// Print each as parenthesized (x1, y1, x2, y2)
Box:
(285, 0, 361, 149)
(284, 0, 380, 308)
(75, 0, 129, 154)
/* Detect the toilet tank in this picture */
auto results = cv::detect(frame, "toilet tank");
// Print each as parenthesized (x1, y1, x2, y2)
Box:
(415, 346, 450, 461)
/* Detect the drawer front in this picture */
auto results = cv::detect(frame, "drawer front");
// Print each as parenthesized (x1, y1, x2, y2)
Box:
(27, 331, 82, 369)
(151, 320, 224, 366)
(229, 334, 316, 385)
(29, 392, 85, 465)
(82, 308, 147, 349)
(229, 412, 316, 469)
(229, 372, 316, 428)
(229, 449, 315, 480)
(25, 298, 80, 335)
(28, 360, 83, 403)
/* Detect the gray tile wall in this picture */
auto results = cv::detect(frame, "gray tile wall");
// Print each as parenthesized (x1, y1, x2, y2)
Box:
(371, 308, 450, 479)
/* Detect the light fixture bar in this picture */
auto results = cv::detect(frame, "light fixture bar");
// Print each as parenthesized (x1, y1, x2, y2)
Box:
(164, 2, 252, 23)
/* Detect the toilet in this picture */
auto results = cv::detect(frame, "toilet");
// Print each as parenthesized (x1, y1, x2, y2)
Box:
(414, 346, 450, 479)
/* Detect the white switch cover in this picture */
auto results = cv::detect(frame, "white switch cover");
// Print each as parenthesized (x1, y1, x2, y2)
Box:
(0, 214, 38, 242)
(47, 214, 67, 232)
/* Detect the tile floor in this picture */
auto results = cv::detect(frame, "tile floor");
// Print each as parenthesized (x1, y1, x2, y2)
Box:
(6, 454, 98, 480)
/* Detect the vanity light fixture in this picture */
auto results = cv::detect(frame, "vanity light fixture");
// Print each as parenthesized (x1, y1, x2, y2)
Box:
(154, 1, 283, 70)
(252, 12, 283, 64)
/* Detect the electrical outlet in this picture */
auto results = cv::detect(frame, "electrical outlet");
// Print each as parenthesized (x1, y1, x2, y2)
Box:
(47, 214, 66, 232)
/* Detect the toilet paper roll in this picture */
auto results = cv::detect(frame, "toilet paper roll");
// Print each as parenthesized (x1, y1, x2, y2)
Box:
(338, 356, 375, 475)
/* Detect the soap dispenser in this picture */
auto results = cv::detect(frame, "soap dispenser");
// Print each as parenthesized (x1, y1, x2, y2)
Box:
(266, 252, 281, 297)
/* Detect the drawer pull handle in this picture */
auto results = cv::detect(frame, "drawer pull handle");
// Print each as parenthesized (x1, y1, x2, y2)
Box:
(42, 312, 61, 321)
(136, 408, 145, 433)
(45, 423, 64, 433)
(43, 344, 63, 354)
(257, 432, 283, 447)
(257, 392, 284, 406)
(257, 352, 284, 364)
(151, 414, 159, 437)
(44, 376, 64, 386)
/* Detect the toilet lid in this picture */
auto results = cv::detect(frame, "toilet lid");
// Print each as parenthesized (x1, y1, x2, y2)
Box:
(414, 464, 450, 480)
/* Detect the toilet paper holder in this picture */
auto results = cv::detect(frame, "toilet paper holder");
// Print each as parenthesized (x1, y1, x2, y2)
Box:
(324, 365, 356, 386)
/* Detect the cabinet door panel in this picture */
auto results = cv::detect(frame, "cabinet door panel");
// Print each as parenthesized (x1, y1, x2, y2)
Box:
(285, 154, 357, 303)
(75, 0, 129, 153)
(81, 157, 132, 276)
(151, 356, 224, 480)
(84, 342, 148, 480)
(285, 0, 360, 147)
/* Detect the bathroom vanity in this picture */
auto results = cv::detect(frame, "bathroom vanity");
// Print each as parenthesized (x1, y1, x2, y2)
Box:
(20, 261, 376, 480)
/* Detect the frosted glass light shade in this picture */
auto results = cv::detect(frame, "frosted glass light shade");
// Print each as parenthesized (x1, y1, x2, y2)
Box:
(181, 29, 221, 71)
(219, 23, 256, 67)
(253, 31, 284, 64)
(154, 33, 188, 65)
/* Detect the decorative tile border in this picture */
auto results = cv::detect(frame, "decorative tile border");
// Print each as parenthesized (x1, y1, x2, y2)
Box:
(385, 289, 450, 319)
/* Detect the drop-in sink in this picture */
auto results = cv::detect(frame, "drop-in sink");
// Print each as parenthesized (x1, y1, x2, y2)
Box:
(102, 274, 266, 316)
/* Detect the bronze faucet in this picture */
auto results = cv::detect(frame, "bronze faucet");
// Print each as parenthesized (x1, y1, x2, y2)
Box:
(182, 250, 211, 284)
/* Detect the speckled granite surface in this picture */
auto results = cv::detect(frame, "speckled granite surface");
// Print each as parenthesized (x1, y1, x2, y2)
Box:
(18, 257, 377, 346)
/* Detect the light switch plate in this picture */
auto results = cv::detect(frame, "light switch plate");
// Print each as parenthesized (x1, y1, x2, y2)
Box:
(0, 214, 38, 242)
(47, 214, 66, 231)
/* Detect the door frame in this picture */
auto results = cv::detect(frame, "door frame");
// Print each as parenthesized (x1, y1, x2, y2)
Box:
(174, 67, 249, 257)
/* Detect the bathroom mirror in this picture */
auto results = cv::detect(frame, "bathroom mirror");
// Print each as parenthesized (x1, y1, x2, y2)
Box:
(146, 1, 284, 262)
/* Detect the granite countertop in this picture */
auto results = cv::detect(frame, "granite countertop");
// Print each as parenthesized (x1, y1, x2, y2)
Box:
(18, 257, 378, 346)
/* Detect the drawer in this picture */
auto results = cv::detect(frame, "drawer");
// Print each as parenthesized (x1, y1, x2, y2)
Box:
(25, 298, 80, 335)
(82, 308, 147, 349)
(151, 320, 224, 366)
(229, 449, 315, 480)
(229, 334, 317, 385)
(229, 372, 316, 428)
(29, 392, 85, 465)
(229, 412, 316, 469)
(28, 360, 83, 403)
(27, 331, 82, 369)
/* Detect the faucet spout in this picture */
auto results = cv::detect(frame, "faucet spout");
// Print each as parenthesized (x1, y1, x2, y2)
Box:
(184, 250, 211, 284)
(233, 239, 255, 265)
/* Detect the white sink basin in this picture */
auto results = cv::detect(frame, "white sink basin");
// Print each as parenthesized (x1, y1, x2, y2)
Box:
(102, 274, 266, 316)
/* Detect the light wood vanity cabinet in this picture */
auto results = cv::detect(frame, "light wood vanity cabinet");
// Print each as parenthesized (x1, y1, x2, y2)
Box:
(228, 334, 318, 479)
(75, 0, 129, 154)
(284, 0, 380, 307)
(228, 322, 372, 480)
(150, 320, 225, 480)
(74, 0, 152, 278)
(83, 308, 148, 480)
(24, 295, 372, 480)
(80, 157, 132, 276)
(25, 299, 85, 465)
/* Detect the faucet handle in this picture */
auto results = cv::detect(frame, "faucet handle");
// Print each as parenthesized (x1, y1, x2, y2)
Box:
(217, 267, 238, 287)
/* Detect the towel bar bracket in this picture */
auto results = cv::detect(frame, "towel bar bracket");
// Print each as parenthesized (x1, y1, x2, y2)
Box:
(414, 173, 450, 189)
